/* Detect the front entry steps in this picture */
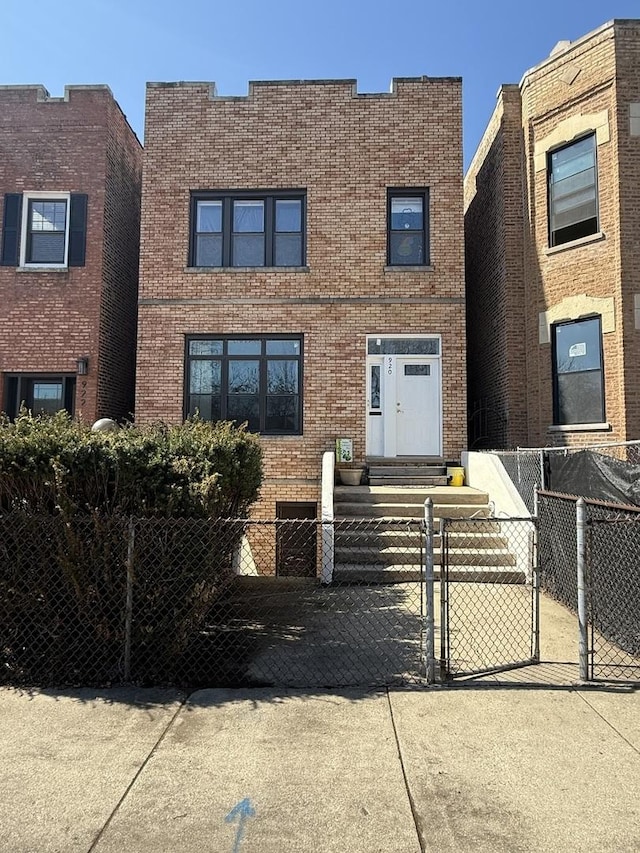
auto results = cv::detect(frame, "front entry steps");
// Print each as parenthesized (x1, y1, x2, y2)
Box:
(333, 484, 523, 584)
(365, 456, 448, 487)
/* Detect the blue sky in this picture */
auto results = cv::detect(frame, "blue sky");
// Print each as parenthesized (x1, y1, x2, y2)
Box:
(2, 1, 638, 169)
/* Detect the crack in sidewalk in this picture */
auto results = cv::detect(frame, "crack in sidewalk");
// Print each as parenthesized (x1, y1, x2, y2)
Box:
(576, 690, 640, 757)
(86, 692, 189, 852)
(386, 688, 425, 853)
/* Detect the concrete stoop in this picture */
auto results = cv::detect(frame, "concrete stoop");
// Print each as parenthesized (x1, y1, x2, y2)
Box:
(333, 484, 523, 584)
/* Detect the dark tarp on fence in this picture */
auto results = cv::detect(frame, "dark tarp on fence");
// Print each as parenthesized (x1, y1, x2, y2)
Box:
(547, 450, 640, 506)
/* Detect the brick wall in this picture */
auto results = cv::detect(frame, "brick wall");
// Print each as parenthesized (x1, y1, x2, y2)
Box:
(137, 78, 466, 515)
(464, 85, 527, 448)
(0, 85, 141, 424)
(465, 20, 639, 450)
(98, 97, 143, 420)
(613, 22, 640, 442)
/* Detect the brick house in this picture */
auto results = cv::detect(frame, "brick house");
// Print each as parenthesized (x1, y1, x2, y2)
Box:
(465, 19, 640, 449)
(0, 84, 142, 424)
(136, 77, 466, 517)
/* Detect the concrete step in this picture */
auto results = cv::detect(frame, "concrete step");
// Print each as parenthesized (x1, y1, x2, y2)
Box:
(335, 503, 492, 520)
(334, 546, 516, 567)
(368, 476, 449, 487)
(333, 486, 489, 506)
(368, 466, 446, 478)
(365, 456, 445, 465)
(334, 528, 509, 550)
(333, 564, 526, 584)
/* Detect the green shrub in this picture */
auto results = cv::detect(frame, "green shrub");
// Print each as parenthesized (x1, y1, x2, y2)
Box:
(0, 412, 263, 518)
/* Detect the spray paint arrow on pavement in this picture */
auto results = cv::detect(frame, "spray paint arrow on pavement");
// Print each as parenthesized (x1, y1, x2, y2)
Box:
(225, 798, 256, 853)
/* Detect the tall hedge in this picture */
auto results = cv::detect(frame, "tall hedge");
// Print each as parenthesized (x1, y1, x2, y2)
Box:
(0, 412, 263, 518)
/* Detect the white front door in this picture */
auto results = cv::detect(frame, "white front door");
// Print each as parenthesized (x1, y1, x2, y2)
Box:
(366, 348, 442, 458)
(395, 357, 441, 455)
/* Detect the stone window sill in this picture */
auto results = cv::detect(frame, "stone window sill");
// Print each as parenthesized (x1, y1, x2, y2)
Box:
(260, 434, 304, 440)
(16, 266, 68, 273)
(547, 422, 611, 433)
(184, 266, 310, 273)
(384, 265, 435, 273)
(544, 232, 605, 256)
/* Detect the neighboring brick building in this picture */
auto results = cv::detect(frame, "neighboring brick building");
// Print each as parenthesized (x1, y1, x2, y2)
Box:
(0, 84, 142, 424)
(465, 19, 640, 450)
(137, 77, 466, 516)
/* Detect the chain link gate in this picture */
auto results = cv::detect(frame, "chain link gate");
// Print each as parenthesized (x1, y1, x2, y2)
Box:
(439, 516, 539, 679)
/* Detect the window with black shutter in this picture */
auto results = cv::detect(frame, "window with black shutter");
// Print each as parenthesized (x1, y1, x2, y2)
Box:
(0, 192, 87, 268)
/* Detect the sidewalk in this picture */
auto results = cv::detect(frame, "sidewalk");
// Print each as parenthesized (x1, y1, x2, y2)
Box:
(1, 594, 639, 852)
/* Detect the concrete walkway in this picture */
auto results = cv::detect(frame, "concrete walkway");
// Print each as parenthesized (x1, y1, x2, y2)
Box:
(1, 594, 639, 852)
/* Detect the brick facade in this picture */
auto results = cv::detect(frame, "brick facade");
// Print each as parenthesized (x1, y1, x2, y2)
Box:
(465, 19, 640, 449)
(0, 85, 142, 424)
(137, 78, 466, 516)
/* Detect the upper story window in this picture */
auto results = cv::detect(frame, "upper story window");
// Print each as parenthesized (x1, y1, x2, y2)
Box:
(185, 335, 303, 435)
(548, 134, 598, 247)
(0, 192, 88, 268)
(387, 189, 429, 266)
(552, 316, 604, 425)
(190, 191, 306, 268)
(25, 198, 68, 265)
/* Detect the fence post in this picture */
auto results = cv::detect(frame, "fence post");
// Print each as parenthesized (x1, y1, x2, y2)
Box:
(123, 518, 135, 681)
(576, 498, 589, 681)
(539, 450, 545, 492)
(423, 498, 436, 684)
(532, 485, 540, 662)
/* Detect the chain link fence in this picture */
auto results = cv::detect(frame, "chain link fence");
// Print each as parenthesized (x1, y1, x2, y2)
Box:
(440, 517, 538, 678)
(537, 491, 640, 682)
(486, 440, 640, 514)
(537, 492, 578, 613)
(0, 513, 428, 688)
(587, 507, 640, 680)
(488, 450, 543, 514)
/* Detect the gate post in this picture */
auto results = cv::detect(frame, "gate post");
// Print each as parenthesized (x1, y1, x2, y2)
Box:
(576, 498, 589, 681)
(423, 498, 436, 684)
(123, 518, 135, 681)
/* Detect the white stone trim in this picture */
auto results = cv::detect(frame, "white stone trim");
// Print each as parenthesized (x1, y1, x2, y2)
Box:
(538, 295, 615, 344)
(533, 111, 609, 172)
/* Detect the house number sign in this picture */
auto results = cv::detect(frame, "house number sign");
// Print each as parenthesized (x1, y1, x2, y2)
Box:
(386, 356, 394, 376)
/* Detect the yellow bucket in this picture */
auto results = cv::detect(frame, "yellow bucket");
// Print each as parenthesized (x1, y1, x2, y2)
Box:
(448, 467, 465, 487)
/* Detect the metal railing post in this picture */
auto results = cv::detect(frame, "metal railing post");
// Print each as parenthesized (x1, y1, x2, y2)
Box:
(123, 518, 135, 681)
(423, 498, 436, 684)
(576, 498, 589, 681)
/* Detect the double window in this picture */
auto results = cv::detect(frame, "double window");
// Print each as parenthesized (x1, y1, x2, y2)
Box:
(548, 134, 598, 247)
(190, 191, 305, 268)
(1, 192, 88, 268)
(552, 317, 604, 425)
(387, 189, 429, 266)
(186, 335, 302, 435)
(3, 375, 76, 420)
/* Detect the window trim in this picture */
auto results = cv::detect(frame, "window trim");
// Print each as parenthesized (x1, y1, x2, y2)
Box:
(387, 187, 430, 267)
(189, 190, 306, 269)
(184, 334, 303, 435)
(547, 133, 599, 249)
(3, 373, 76, 420)
(551, 316, 605, 426)
(19, 191, 71, 268)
